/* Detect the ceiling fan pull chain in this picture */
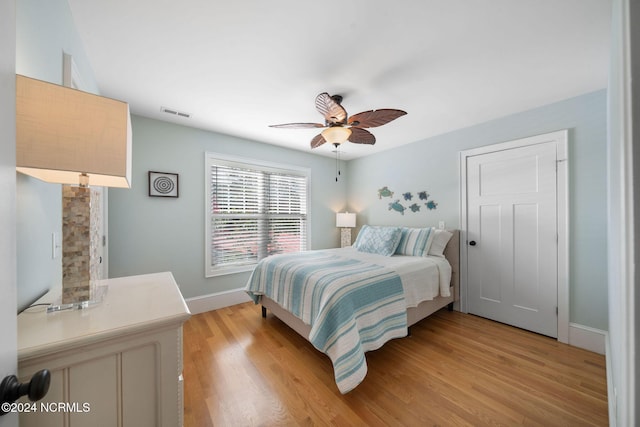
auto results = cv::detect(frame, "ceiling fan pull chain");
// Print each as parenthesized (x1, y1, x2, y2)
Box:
(334, 143, 341, 182)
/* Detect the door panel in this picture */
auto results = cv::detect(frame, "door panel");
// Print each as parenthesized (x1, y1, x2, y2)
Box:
(69, 356, 118, 426)
(467, 141, 558, 337)
(478, 204, 502, 303)
(479, 155, 539, 195)
(513, 203, 539, 310)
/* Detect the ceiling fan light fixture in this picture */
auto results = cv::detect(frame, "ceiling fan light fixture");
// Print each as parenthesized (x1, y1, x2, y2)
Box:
(321, 126, 351, 145)
(270, 92, 406, 149)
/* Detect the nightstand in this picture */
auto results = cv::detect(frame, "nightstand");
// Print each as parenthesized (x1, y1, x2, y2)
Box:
(17, 272, 191, 427)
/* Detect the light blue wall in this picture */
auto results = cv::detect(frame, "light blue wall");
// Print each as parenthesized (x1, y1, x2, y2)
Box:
(346, 90, 608, 331)
(15, 0, 99, 311)
(16, 0, 98, 93)
(108, 115, 347, 299)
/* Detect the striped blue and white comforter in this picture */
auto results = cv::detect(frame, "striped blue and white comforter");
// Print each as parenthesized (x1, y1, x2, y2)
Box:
(245, 248, 451, 394)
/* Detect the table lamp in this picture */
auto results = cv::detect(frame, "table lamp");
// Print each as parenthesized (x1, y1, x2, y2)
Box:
(336, 212, 356, 248)
(16, 74, 132, 307)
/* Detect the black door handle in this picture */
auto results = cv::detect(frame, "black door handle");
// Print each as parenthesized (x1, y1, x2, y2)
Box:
(0, 369, 50, 415)
(469, 240, 477, 246)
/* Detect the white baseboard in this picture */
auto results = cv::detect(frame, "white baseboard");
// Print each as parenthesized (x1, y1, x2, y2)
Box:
(568, 322, 606, 354)
(185, 288, 252, 314)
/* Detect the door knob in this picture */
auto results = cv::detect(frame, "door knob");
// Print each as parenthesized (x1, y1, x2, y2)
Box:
(469, 240, 477, 246)
(0, 369, 50, 415)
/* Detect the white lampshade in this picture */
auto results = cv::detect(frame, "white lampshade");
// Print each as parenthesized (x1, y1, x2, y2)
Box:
(336, 212, 356, 228)
(16, 74, 132, 188)
(322, 126, 352, 145)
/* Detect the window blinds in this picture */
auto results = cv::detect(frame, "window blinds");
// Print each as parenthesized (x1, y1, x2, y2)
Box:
(208, 161, 308, 270)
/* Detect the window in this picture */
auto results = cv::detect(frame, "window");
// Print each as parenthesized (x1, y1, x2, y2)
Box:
(205, 153, 310, 276)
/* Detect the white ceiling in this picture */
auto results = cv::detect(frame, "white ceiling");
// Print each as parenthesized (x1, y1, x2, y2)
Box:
(66, 0, 611, 160)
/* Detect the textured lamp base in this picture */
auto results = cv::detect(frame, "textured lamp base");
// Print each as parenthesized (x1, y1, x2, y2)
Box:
(340, 228, 352, 248)
(61, 185, 102, 305)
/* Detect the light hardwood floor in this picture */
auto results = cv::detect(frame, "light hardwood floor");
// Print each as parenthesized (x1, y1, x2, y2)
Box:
(183, 302, 608, 426)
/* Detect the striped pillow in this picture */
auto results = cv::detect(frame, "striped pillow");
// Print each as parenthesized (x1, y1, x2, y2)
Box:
(395, 227, 435, 257)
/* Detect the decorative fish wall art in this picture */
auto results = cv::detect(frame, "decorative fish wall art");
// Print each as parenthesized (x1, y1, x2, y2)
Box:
(377, 187, 438, 215)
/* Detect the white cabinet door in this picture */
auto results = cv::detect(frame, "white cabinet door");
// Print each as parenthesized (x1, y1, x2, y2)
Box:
(18, 370, 64, 427)
(19, 327, 183, 427)
(69, 356, 118, 426)
(122, 344, 158, 427)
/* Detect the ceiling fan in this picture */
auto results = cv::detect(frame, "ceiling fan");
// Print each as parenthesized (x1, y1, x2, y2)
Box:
(269, 92, 407, 149)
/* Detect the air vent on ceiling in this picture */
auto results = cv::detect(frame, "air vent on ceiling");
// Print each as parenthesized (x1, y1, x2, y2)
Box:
(160, 106, 191, 119)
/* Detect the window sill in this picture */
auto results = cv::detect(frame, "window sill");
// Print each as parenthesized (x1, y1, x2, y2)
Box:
(206, 264, 256, 278)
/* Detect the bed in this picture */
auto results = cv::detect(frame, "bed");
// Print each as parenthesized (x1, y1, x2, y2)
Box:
(245, 227, 459, 394)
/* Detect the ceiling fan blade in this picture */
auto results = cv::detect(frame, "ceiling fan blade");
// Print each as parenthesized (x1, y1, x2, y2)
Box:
(269, 122, 325, 129)
(310, 133, 327, 148)
(348, 127, 376, 145)
(348, 109, 407, 128)
(315, 93, 347, 124)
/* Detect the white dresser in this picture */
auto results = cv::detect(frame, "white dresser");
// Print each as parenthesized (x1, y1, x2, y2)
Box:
(17, 272, 191, 427)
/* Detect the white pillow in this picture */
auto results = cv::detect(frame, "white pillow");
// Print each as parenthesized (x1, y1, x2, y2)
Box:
(428, 229, 453, 257)
(395, 227, 435, 257)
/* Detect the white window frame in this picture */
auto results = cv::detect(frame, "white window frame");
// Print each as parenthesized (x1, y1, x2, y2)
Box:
(204, 152, 311, 277)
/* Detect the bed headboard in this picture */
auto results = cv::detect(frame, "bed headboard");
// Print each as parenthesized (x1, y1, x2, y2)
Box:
(443, 229, 460, 302)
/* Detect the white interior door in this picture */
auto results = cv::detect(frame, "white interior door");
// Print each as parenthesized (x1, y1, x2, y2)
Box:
(466, 138, 561, 338)
(0, 166, 18, 427)
(0, 0, 18, 424)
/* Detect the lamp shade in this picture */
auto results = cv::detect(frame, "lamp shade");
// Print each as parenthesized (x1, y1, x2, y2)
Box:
(321, 126, 352, 145)
(16, 74, 132, 188)
(336, 212, 356, 228)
